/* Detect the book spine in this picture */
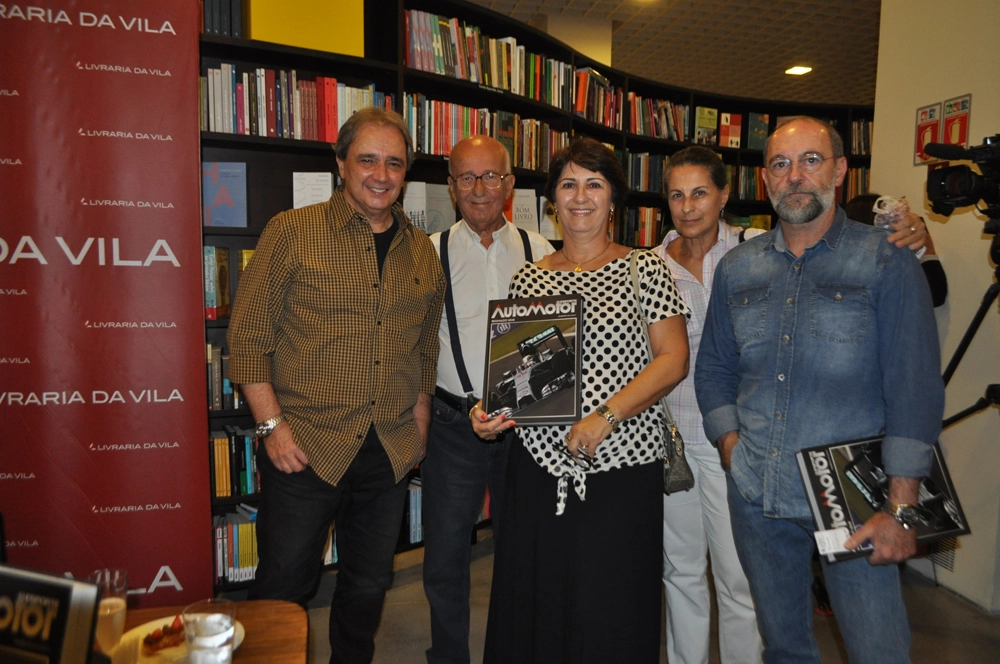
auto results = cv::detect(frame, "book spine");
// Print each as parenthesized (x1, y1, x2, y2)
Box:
(203, 246, 217, 318)
(264, 69, 276, 137)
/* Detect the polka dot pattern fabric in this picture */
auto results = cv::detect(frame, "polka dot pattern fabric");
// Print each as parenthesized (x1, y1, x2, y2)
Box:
(509, 249, 690, 514)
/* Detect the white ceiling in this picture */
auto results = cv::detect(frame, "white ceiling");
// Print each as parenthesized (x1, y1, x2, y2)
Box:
(467, 0, 882, 106)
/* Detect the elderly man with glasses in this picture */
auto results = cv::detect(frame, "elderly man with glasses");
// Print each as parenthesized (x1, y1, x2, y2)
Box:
(421, 135, 553, 664)
(695, 116, 944, 664)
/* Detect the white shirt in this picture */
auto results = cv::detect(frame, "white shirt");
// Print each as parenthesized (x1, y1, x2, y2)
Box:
(430, 220, 554, 399)
(656, 222, 765, 446)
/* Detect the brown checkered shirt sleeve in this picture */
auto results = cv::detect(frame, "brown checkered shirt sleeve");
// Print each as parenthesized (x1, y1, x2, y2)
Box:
(228, 190, 445, 485)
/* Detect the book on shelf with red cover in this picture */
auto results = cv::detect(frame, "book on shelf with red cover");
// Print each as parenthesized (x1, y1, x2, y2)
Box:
(719, 112, 743, 148)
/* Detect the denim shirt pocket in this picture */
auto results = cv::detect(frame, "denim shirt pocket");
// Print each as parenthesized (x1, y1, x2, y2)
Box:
(809, 285, 869, 343)
(727, 286, 770, 346)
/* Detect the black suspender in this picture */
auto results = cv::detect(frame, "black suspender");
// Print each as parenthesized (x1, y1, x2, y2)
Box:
(517, 227, 533, 262)
(439, 226, 533, 395)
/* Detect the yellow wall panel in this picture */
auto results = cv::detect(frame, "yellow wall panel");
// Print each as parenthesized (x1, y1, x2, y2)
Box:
(247, 0, 364, 57)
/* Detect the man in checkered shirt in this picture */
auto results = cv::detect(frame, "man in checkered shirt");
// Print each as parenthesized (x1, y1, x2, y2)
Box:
(229, 107, 445, 664)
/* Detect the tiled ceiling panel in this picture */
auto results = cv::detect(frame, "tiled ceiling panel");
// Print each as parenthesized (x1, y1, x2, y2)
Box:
(467, 0, 881, 105)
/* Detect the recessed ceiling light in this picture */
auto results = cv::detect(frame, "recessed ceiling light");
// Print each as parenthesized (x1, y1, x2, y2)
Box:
(785, 66, 812, 76)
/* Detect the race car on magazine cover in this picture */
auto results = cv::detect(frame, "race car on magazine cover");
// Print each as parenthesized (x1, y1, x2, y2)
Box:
(488, 325, 575, 415)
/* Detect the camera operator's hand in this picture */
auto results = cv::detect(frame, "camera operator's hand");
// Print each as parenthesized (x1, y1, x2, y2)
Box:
(887, 212, 931, 253)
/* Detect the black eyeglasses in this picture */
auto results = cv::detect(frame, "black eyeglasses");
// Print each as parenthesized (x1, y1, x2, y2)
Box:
(450, 171, 510, 191)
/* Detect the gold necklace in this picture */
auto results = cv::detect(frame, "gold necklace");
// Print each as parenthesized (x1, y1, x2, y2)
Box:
(563, 242, 612, 272)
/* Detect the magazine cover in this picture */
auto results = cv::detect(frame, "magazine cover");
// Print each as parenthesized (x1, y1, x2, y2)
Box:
(482, 295, 583, 425)
(797, 437, 970, 562)
(0, 564, 100, 664)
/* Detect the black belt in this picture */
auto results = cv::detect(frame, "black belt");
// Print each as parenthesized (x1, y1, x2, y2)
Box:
(434, 387, 475, 415)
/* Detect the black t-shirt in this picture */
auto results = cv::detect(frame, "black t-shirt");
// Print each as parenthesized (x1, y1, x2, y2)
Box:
(373, 219, 399, 278)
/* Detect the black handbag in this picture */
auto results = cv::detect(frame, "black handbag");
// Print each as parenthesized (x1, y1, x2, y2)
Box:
(629, 252, 695, 495)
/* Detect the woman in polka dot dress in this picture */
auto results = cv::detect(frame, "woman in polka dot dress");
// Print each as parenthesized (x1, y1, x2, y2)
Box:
(471, 138, 691, 663)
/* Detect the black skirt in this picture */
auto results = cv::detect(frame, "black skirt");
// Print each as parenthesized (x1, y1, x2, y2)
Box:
(484, 436, 663, 664)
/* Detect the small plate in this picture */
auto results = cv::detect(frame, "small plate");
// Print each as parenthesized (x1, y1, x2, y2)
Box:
(111, 617, 245, 664)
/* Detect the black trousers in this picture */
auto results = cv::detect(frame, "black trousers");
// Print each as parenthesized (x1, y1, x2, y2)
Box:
(249, 427, 408, 664)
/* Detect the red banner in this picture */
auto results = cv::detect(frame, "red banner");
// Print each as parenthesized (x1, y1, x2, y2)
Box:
(0, 2, 212, 605)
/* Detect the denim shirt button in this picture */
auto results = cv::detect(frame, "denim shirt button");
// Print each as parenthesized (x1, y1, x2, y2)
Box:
(794, 264, 802, 271)
(782, 334, 790, 342)
(771, 449, 779, 457)
(778, 373, 786, 381)
(835, 292, 843, 301)
(786, 297, 794, 305)
(775, 412, 782, 419)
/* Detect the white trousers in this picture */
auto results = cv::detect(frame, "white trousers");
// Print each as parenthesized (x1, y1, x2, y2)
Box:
(662, 442, 763, 664)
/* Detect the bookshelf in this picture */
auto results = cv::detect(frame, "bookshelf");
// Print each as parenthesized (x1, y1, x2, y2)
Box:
(198, 0, 872, 590)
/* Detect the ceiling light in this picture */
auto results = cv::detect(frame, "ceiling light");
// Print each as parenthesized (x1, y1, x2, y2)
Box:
(785, 66, 812, 76)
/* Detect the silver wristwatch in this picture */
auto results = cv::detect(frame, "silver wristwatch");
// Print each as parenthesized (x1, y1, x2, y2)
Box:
(254, 414, 286, 438)
(884, 502, 921, 530)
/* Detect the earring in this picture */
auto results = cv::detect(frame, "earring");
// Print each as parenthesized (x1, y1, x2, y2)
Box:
(608, 205, 615, 222)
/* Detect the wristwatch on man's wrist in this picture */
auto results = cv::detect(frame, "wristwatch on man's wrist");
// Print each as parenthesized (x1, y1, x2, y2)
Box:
(254, 414, 286, 438)
(883, 502, 921, 530)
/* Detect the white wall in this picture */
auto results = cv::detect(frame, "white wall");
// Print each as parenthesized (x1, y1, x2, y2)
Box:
(875, 0, 1000, 612)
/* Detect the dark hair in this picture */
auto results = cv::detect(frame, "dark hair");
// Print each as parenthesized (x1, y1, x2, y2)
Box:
(764, 116, 845, 161)
(544, 137, 628, 209)
(335, 107, 414, 170)
(844, 193, 881, 226)
(662, 146, 729, 194)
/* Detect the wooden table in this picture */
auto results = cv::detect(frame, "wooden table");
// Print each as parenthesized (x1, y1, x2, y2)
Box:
(123, 599, 308, 664)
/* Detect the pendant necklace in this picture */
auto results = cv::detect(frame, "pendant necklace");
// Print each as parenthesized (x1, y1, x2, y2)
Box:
(563, 242, 612, 272)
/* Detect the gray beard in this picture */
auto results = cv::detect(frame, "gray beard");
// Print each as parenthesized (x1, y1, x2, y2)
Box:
(771, 185, 836, 225)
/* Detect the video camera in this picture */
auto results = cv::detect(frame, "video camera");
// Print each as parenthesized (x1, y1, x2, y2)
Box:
(925, 135, 1000, 221)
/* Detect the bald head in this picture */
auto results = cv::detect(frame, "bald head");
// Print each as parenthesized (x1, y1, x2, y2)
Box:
(447, 135, 516, 237)
(765, 116, 844, 162)
(449, 136, 511, 176)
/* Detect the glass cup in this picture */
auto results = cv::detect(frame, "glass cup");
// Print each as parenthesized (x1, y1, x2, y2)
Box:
(90, 568, 128, 654)
(182, 598, 237, 664)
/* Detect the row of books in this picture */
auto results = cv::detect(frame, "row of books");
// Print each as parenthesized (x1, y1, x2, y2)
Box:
(614, 206, 665, 248)
(202, 0, 242, 38)
(404, 9, 574, 111)
(843, 167, 871, 202)
(213, 504, 257, 583)
(732, 165, 769, 201)
(575, 68, 623, 129)
(626, 152, 667, 194)
(203, 246, 254, 319)
(210, 425, 259, 498)
(199, 64, 394, 143)
(851, 119, 874, 156)
(206, 342, 240, 412)
(627, 94, 689, 142)
(401, 92, 570, 171)
(685, 109, 771, 151)
(203, 246, 232, 319)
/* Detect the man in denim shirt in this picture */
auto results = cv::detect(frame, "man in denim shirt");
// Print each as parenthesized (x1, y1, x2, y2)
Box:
(695, 117, 944, 664)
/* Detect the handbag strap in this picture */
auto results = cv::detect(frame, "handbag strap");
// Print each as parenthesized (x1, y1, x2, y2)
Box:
(628, 251, 681, 431)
